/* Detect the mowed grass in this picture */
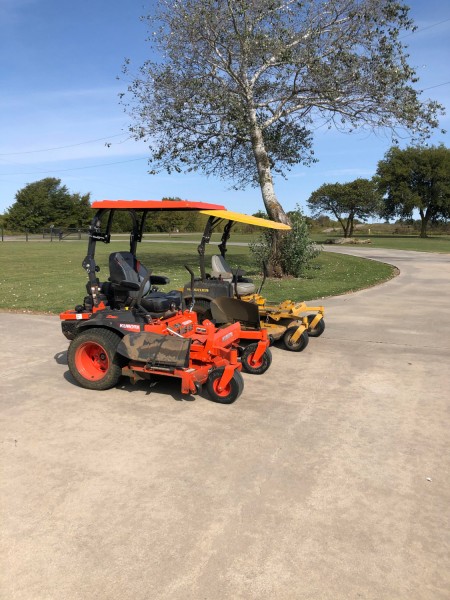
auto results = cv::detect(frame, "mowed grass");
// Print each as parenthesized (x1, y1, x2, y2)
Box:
(312, 232, 450, 253)
(127, 231, 450, 253)
(0, 240, 395, 313)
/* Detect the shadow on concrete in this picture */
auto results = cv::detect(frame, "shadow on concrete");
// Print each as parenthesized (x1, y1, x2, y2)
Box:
(54, 350, 68, 365)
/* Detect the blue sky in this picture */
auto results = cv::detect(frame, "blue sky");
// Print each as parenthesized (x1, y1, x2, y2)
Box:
(1, 0, 449, 217)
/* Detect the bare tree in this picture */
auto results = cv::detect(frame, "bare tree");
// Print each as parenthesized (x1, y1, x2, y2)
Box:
(122, 0, 443, 274)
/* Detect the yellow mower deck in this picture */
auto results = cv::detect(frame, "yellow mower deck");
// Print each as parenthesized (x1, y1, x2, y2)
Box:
(242, 295, 325, 339)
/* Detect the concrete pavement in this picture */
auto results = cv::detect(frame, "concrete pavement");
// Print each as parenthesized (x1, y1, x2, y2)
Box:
(1, 248, 449, 599)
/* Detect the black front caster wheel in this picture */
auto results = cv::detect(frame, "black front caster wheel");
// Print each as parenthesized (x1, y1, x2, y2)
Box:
(241, 344, 272, 374)
(282, 327, 309, 352)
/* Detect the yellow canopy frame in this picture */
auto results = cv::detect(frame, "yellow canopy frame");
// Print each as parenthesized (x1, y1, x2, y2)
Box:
(200, 209, 291, 230)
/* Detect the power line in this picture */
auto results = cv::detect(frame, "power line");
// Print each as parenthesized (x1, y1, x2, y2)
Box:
(400, 17, 450, 39)
(421, 81, 450, 91)
(1, 156, 149, 176)
(0, 133, 129, 157)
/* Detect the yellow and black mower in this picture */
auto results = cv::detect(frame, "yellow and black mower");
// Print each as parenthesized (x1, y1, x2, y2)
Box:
(182, 210, 325, 351)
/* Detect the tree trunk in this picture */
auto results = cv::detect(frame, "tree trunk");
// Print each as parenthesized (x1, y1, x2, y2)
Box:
(248, 109, 290, 277)
(349, 217, 354, 237)
(419, 208, 429, 238)
(342, 219, 350, 238)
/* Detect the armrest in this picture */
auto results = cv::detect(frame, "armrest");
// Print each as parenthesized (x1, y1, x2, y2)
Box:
(150, 275, 170, 285)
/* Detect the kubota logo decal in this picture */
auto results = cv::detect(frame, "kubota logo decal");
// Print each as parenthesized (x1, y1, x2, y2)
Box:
(119, 323, 140, 332)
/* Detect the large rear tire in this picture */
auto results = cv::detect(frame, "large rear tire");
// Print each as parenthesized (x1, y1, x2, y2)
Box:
(206, 368, 244, 404)
(68, 329, 123, 390)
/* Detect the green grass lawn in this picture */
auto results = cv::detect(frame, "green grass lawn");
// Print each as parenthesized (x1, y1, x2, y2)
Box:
(311, 232, 450, 253)
(129, 230, 450, 253)
(0, 240, 395, 314)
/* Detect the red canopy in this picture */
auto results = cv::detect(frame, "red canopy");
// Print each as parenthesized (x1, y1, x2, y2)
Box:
(91, 199, 226, 210)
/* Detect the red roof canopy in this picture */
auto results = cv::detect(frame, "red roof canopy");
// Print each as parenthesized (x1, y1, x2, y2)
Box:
(91, 199, 226, 210)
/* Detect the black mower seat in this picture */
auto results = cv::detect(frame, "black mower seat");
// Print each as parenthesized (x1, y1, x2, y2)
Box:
(108, 252, 182, 313)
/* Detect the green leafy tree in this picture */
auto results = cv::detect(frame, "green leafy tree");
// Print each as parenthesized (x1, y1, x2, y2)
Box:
(68, 193, 92, 228)
(252, 211, 268, 220)
(5, 178, 56, 232)
(5, 178, 91, 232)
(307, 178, 381, 237)
(122, 0, 442, 275)
(110, 210, 135, 233)
(160, 197, 185, 233)
(375, 145, 450, 238)
(313, 215, 335, 230)
(183, 211, 203, 232)
(142, 197, 190, 232)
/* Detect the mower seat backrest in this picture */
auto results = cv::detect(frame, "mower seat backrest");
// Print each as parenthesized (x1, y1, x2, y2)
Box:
(211, 255, 256, 296)
(211, 254, 233, 280)
(109, 251, 151, 294)
(109, 252, 140, 288)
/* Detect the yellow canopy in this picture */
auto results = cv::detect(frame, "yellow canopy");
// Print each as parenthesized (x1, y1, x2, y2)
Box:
(200, 209, 291, 230)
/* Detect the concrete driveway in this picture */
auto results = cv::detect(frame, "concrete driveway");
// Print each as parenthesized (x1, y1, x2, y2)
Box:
(1, 248, 449, 600)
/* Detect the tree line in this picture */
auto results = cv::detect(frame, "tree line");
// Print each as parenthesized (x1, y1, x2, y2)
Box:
(308, 145, 450, 239)
(1, 177, 253, 234)
(3, 144, 449, 239)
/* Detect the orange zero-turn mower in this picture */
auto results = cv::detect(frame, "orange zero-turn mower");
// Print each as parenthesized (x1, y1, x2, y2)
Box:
(181, 210, 325, 352)
(59, 200, 270, 403)
(63, 295, 245, 404)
